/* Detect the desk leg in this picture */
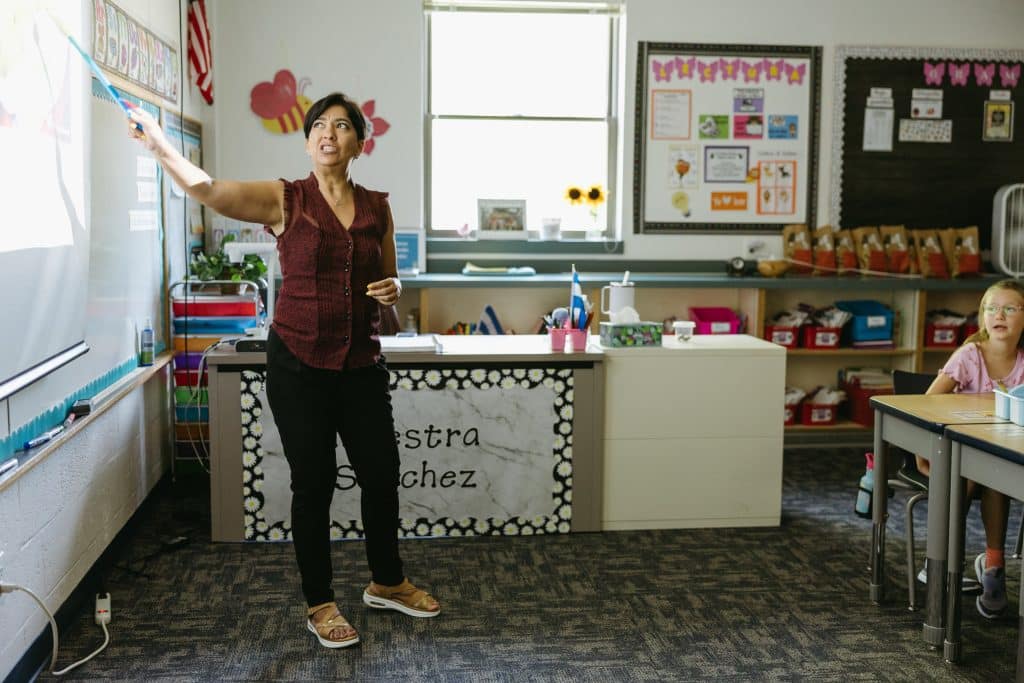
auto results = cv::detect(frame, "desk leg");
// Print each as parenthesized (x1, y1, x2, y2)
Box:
(944, 442, 966, 664)
(870, 409, 888, 604)
(923, 433, 951, 648)
(1017, 555, 1024, 682)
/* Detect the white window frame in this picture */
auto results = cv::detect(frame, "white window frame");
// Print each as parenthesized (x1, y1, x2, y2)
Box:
(423, 1, 622, 241)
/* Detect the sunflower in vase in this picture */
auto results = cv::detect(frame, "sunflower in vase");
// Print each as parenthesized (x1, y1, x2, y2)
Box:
(565, 184, 607, 237)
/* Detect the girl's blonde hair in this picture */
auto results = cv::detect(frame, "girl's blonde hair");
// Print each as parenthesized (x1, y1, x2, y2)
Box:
(964, 278, 1024, 347)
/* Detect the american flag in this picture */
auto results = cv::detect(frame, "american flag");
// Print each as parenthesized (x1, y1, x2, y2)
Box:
(187, 0, 213, 104)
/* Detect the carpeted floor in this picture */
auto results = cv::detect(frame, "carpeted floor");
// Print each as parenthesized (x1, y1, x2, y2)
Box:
(34, 448, 1021, 682)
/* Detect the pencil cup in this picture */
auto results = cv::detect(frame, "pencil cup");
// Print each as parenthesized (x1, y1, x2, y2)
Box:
(567, 328, 588, 352)
(549, 328, 567, 351)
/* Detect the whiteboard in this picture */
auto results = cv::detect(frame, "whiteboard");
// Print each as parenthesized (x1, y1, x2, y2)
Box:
(0, 0, 170, 459)
(0, 3, 89, 398)
(634, 42, 822, 234)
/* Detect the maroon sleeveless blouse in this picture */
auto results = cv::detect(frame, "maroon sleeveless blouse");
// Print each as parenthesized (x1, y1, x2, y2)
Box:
(269, 174, 390, 370)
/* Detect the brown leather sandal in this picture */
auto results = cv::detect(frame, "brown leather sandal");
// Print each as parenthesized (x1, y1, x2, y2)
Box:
(306, 602, 360, 648)
(362, 578, 440, 618)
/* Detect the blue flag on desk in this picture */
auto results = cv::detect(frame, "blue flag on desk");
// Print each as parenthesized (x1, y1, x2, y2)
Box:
(477, 304, 504, 335)
(570, 267, 586, 329)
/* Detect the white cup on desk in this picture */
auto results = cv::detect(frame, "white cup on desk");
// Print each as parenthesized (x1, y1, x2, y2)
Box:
(673, 320, 696, 341)
(540, 218, 561, 241)
(601, 282, 635, 318)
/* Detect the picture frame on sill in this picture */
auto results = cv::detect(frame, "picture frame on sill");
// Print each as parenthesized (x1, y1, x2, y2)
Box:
(477, 198, 527, 239)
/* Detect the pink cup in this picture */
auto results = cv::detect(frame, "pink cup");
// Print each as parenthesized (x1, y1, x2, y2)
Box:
(567, 328, 588, 352)
(549, 328, 567, 351)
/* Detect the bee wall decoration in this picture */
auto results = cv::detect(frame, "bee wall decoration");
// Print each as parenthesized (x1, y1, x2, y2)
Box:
(250, 69, 312, 134)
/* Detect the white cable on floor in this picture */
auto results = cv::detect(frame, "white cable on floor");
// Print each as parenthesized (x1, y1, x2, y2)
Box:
(0, 583, 110, 676)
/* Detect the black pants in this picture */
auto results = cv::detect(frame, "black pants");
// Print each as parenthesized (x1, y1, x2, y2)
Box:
(266, 328, 404, 606)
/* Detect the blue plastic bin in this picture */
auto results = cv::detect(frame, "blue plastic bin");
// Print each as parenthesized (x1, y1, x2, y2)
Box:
(835, 300, 893, 342)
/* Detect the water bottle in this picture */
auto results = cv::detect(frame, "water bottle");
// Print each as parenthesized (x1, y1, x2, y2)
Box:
(140, 318, 154, 366)
(855, 452, 874, 518)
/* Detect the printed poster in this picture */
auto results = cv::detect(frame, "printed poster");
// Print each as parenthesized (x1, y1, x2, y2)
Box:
(898, 119, 953, 143)
(698, 114, 729, 139)
(667, 146, 699, 188)
(704, 146, 749, 183)
(756, 160, 797, 215)
(863, 108, 894, 152)
(734, 114, 764, 139)
(768, 115, 798, 139)
(651, 90, 692, 140)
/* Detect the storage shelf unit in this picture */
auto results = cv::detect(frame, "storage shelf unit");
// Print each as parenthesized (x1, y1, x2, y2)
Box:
(168, 280, 262, 473)
(395, 273, 999, 442)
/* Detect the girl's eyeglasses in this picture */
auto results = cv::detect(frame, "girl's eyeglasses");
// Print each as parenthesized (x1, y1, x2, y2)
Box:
(984, 304, 1023, 316)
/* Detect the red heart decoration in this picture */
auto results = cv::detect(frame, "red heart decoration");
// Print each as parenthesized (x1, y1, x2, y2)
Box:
(250, 70, 298, 119)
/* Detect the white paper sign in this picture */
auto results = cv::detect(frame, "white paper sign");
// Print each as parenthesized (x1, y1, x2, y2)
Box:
(136, 155, 157, 178)
(863, 108, 894, 151)
(651, 90, 692, 139)
(128, 209, 158, 232)
(248, 368, 576, 539)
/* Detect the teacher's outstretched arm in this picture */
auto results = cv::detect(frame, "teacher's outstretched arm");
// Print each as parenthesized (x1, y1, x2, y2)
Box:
(126, 106, 283, 230)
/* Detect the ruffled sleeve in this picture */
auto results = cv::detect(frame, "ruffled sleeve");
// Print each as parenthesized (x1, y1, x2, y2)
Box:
(940, 343, 982, 392)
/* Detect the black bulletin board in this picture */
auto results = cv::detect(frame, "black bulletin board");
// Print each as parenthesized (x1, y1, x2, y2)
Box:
(833, 47, 1024, 249)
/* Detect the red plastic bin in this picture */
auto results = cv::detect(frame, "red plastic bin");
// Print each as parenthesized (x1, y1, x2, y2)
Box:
(801, 402, 837, 425)
(784, 402, 800, 426)
(690, 307, 741, 335)
(174, 369, 208, 387)
(844, 381, 893, 428)
(172, 295, 258, 317)
(765, 325, 799, 349)
(801, 325, 842, 349)
(924, 323, 960, 348)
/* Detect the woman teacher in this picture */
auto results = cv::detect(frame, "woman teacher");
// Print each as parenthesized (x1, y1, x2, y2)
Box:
(128, 92, 439, 649)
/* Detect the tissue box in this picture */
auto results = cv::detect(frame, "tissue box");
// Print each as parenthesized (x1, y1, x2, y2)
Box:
(599, 321, 663, 347)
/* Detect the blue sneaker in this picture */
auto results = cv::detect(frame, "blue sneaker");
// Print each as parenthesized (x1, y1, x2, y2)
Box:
(974, 553, 1008, 619)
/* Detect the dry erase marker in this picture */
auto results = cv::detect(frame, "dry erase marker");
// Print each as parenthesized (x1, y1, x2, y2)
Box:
(24, 425, 65, 450)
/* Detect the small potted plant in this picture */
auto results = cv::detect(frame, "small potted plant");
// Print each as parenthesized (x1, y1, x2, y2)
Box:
(189, 234, 268, 295)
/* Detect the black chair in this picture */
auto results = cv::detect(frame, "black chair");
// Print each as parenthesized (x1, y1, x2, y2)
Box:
(888, 370, 935, 611)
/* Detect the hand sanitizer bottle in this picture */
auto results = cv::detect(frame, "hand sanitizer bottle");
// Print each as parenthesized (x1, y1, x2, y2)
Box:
(855, 452, 874, 518)
(140, 318, 154, 366)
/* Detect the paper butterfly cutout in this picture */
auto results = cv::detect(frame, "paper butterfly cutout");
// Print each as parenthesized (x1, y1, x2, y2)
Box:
(1000, 63, 1021, 88)
(718, 58, 741, 81)
(948, 62, 970, 86)
(741, 60, 762, 83)
(652, 59, 671, 82)
(923, 62, 945, 85)
(974, 63, 995, 87)
(763, 59, 785, 81)
(785, 63, 806, 85)
(675, 56, 695, 80)
(697, 60, 718, 83)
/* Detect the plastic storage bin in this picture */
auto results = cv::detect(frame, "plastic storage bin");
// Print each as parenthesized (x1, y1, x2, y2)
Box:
(172, 295, 258, 317)
(924, 323, 960, 348)
(801, 401, 837, 425)
(835, 300, 894, 342)
(689, 307, 741, 335)
(801, 325, 842, 349)
(765, 325, 799, 349)
(784, 401, 800, 426)
(843, 380, 894, 428)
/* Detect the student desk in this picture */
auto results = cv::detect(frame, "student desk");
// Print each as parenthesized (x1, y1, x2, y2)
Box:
(943, 422, 1024, 677)
(870, 393, 1004, 648)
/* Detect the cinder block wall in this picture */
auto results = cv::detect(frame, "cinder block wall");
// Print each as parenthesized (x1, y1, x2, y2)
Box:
(0, 371, 171, 680)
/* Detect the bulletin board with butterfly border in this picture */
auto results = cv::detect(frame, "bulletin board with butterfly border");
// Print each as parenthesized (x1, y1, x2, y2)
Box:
(832, 46, 1024, 251)
(634, 42, 823, 234)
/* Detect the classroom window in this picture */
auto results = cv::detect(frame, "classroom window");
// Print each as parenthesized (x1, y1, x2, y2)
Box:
(425, 1, 622, 240)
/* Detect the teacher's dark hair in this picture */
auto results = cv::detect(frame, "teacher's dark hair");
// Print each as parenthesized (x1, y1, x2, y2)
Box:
(303, 92, 366, 141)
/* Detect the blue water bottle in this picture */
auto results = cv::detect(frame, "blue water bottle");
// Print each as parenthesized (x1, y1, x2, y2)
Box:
(855, 452, 874, 518)
(140, 318, 154, 366)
